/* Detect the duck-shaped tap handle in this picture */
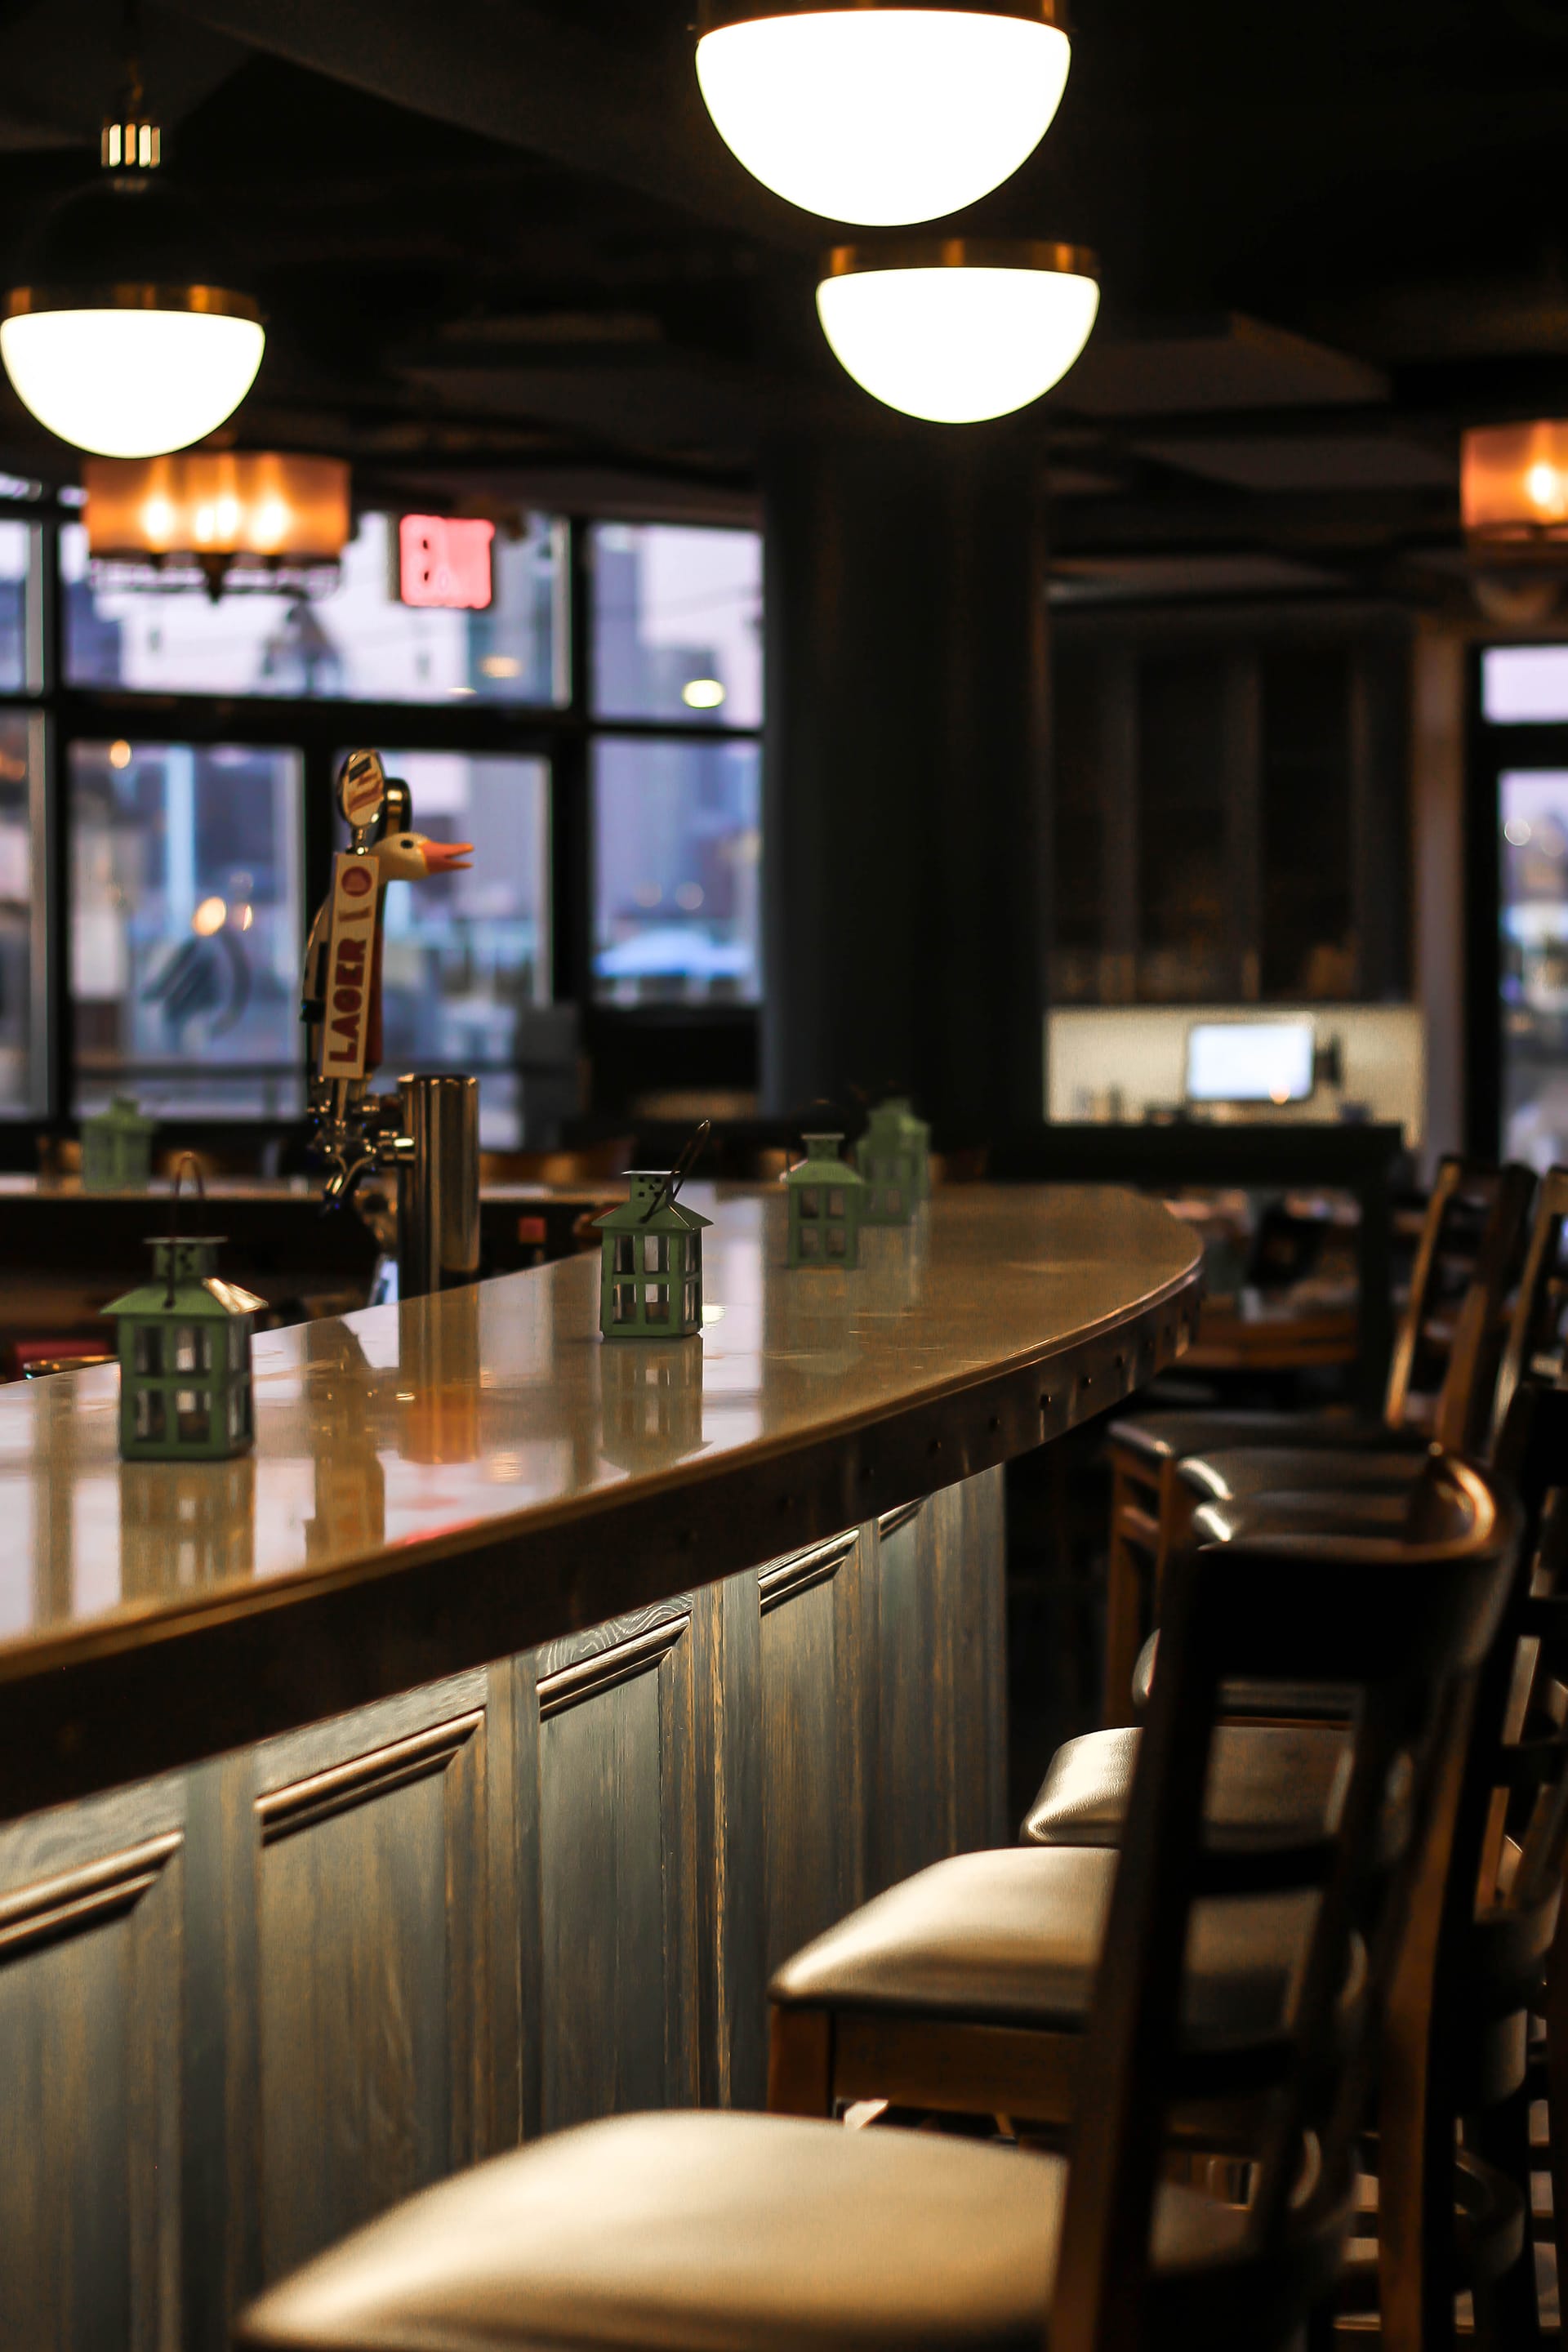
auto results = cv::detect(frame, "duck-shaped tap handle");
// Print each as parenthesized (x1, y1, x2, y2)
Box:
(301, 755, 474, 1083)
(303, 750, 474, 1205)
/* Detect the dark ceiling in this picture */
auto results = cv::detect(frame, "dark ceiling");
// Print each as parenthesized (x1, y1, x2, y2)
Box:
(0, 0, 1564, 599)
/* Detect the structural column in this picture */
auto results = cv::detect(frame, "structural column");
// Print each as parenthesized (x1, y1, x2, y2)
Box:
(760, 419, 1050, 1140)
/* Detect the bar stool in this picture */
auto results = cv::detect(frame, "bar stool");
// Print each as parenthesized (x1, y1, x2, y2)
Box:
(764, 1458, 1512, 2145)
(235, 1472, 1515, 2352)
(1034, 1391, 1568, 2341)
(1097, 1157, 1535, 1722)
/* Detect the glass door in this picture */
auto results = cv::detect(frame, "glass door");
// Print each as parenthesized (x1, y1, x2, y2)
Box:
(1499, 765, 1568, 1168)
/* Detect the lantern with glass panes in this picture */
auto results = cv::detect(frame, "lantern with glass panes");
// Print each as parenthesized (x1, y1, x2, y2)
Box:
(855, 1097, 929, 1225)
(103, 1164, 265, 1459)
(82, 1094, 155, 1191)
(786, 1132, 867, 1268)
(595, 1124, 712, 1342)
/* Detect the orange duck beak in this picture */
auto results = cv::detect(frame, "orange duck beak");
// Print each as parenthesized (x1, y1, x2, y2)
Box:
(421, 839, 474, 874)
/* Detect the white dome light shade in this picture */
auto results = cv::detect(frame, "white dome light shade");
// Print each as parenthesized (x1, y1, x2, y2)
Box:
(1, 299, 265, 457)
(696, 3, 1070, 225)
(817, 243, 1098, 421)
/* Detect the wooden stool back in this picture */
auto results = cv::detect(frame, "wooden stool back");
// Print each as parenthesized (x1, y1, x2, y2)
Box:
(1391, 1157, 1535, 1450)
(1054, 1456, 1518, 2352)
(1098, 1160, 1532, 1726)
(1486, 1165, 1568, 1451)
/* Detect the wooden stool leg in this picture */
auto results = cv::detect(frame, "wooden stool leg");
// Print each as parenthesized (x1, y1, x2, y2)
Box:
(1540, 1896, 1568, 2333)
(1102, 1456, 1154, 1727)
(1468, 2082, 1542, 2352)
(768, 2007, 834, 2117)
(1379, 1734, 1465, 2352)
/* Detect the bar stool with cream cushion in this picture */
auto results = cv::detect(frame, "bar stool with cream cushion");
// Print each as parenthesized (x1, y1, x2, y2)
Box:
(235, 1470, 1515, 2352)
(764, 1458, 1504, 2145)
(1097, 1158, 1534, 1722)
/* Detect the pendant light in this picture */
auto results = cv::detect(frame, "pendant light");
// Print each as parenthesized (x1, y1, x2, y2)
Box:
(0, 7, 264, 458)
(817, 240, 1098, 421)
(695, 0, 1071, 225)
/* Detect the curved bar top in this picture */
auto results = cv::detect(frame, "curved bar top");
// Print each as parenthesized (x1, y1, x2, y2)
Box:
(0, 1184, 1199, 1820)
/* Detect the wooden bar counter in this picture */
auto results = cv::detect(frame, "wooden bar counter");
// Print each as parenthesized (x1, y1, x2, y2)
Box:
(0, 1184, 1198, 2352)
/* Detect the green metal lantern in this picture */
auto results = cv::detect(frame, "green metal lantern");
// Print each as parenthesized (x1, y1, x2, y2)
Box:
(856, 1097, 928, 1226)
(82, 1094, 155, 1192)
(595, 1174, 712, 1340)
(105, 1235, 266, 1460)
(786, 1131, 867, 1268)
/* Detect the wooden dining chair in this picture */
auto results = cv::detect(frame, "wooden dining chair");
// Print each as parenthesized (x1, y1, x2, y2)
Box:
(234, 1459, 1514, 2352)
(1097, 1157, 1535, 1725)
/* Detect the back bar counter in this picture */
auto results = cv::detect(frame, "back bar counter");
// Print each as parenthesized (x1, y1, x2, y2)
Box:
(0, 1184, 1200, 2351)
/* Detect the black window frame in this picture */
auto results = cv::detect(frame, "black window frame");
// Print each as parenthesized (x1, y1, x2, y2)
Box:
(0, 496, 763, 1156)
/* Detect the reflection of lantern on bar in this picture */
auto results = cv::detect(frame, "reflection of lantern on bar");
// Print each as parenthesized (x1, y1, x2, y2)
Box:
(1461, 423, 1568, 545)
(599, 1340, 705, 1471)
(120, 1454, 256, 1593)
(84, 451, 350, 596)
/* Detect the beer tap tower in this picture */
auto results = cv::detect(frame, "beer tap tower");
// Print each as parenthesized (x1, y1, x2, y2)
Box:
(301, 748, 482, 1299)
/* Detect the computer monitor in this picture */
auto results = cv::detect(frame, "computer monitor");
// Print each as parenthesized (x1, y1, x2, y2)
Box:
(1184, 1018, 1315, 1106)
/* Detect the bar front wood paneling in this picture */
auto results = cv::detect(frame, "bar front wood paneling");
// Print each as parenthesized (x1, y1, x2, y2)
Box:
(0, 1183, 1200, 2350)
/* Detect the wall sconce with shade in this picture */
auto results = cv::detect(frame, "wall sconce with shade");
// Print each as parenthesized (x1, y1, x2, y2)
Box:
(1460, 422, 1568, 624)
(1462, 421, 1568, 544)
(84, 453, 350, 597)
(695, 0, 1071, 225)
(817, 239, 1098, 422)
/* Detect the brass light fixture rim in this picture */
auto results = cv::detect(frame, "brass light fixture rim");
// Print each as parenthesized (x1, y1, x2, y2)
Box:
(3, 283, 264, 325)
(821, 238, 1098, 282)
(699, 0, 1067, 36)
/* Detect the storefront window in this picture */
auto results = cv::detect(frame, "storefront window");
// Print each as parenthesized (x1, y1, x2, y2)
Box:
(0, 710, 40, 1111)
(593, 736, 760, 1004)
(1500, 767, 1568, 1169)
(62, 511, 567, 706)
(590, 523, 762, 726)
(0, 523, 31, 693)
(334, 749, 551, 1147)
(70, 739, 306, 1117)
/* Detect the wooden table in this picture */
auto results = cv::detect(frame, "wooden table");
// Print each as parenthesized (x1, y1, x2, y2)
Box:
(0, 1183, 1200, 2351)
(991, 1123, 1405, 1411)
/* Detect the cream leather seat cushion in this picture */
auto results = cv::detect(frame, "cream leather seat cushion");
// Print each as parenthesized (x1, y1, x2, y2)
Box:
(1023, 1723, 1351, 1855)
(237, 2110, 1243, 2352)
(769, 1847, 1316, 2051)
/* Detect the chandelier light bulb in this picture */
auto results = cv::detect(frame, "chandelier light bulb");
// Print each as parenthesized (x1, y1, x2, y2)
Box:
(816, 240, 1099, 422)
(695, 0, 1071, 225)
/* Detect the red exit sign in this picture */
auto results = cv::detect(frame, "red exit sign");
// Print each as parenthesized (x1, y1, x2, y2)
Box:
(399, 514, 495, 609)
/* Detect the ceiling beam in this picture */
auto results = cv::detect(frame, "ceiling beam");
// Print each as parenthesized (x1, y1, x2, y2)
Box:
(154, 0, 815, 249)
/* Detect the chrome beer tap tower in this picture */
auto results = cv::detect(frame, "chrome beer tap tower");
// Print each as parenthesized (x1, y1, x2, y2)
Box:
(301, 749, 482, 1299)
